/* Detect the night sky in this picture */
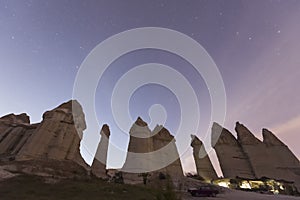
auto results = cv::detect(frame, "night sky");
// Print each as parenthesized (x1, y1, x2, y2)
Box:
(1, 0, 300, 175)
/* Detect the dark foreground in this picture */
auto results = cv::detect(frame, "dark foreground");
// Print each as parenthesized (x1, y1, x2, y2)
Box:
(0, 175, 179, 200)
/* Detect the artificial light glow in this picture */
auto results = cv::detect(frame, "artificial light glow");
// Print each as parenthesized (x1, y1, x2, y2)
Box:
(279, 185, 284, 190)
(217, 181, 230, 188)
(240, 181, 251, 189)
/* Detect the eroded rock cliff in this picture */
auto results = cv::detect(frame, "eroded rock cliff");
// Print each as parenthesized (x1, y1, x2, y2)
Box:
(16, 100, 87, 168)
(0, 100, 94, 179)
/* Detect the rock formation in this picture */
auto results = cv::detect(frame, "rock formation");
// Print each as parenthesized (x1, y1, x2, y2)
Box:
(191, 135, 217, 180)
(122, 117, 155, 173)
(122, 118, 184, 185)
(152, 125, 184, 179)
(235, 123, 300, 184)
(212, 122, 300, 189)
(262, 128, 300, 187)
(212, 122, 255, 179)
(0, 100, 116, 179)
(91, 124, 110, 178)
(15, 100, 87, 168)
(1, 100, 300, 189)
(0, 113, 36, 161)
(0, 113, 30, 133)
(0, 100, 96, 179)
(236, 122, 272, 179)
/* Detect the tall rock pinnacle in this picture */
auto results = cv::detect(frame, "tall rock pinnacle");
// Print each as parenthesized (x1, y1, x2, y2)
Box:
(91, 124, 110, 178)
(191, 135, 217, 180)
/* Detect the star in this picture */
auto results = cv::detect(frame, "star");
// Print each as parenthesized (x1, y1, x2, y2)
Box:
(277, 30, 281, 34)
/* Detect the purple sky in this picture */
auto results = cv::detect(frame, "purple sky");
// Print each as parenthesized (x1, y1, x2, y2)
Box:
(1, 0, 300, 175)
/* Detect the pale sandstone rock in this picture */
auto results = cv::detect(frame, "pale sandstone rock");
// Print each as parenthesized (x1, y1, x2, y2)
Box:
(236, 122, 261, 145)
(122, 119, 184, 186)
(152, 125, 184, 180)
(2, 100, 300, 189)
(0, 113, 36, 161)
(0, 126, 34, 157)
(262, 128, 300, 188)
(0, 113, 30, 124)
(91, 124, 110, 178)
(122, 117, 154, 173)
(212, 122, 255, 179)
(262, 128, 286, 146)
(235, 122, 270, 179)
(213, 122, 300, 189)
(16, 100, 88, 169)
(0, 113, 30, 139)
(235, 122, 300, 181)
(191, 135, 217, 180)
(234, 123, 300, 189)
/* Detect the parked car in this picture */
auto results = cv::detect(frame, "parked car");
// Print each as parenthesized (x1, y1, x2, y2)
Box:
(188, 186, 219, 197)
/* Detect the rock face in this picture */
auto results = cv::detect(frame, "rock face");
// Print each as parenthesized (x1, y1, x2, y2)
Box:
(122, 117, 154, 173)
(0, 100, 116, 179)
(212, 122, 255, 179)
(262, 129, 300, 188)
(91, 124, 110, 178)
(122, 118, 184, 185)
(235, 122, 300, 184)
(213, 122, 300, 189)
(0, 113, 30, 131)
(191, 135, 217, 181)
(15, 100, 87, 168)
(0, 113, 37, 161)
(152, 125, 184, 179)
(235, 122, 271, 179)
(0, 100, 89, 172)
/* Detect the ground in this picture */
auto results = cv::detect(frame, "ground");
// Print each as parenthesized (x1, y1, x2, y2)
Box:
(1, 173, 300, 200)
(182, 188, 300, 200)
(0, 175, 179, 200)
